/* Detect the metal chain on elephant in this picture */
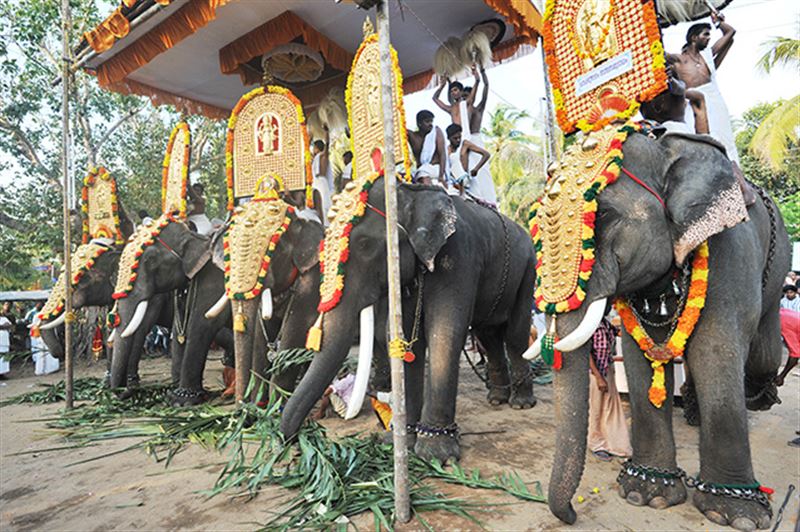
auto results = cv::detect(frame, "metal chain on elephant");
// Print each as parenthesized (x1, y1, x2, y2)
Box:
(750, 183, 777, 290)
(173, 280, 197, 345)
(484, 209, 511, 321)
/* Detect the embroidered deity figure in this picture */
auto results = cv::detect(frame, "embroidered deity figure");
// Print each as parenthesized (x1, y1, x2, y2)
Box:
(576, 0, 618, 71)
(256, 113, 280, 155)
(366, 78, 381, 127)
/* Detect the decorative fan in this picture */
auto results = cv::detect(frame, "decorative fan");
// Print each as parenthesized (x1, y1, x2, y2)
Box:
(655, 0, 733, 27)
(261, 43, 324, 83)
(433, 36, 467, 78)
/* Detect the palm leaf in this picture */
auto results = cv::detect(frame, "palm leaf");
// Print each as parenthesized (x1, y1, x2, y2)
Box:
(749, 94, 800, 172)
(756, 36, 800, 75)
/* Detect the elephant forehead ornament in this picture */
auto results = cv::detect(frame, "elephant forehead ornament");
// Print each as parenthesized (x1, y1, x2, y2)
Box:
(162, 122, 190, 218)
(40, 167, 122, 322)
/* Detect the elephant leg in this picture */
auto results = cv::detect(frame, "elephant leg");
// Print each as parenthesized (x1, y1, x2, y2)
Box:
(679, 367, 700, 426)
(618, 331, 687, 509)
(504, 261, 537, 409)
(249, 316, 269, 404)
(686, 328, 772, 530)
(744, 303, 782, 411)
(414, 290, 472, 464)
(475, 326, 511, 406)
(170, 331, 185, 386)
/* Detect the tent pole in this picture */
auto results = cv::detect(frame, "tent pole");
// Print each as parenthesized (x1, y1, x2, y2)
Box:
(60, 0, 74, 410)
(376, 0, 411, 523)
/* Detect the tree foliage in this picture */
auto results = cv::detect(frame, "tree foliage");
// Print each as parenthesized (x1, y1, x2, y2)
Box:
(0, 0, 226, 290)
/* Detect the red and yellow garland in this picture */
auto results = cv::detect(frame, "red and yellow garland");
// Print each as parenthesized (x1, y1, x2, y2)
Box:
(529, 121, 638, 315)
(345, 32, 412, 181)
(542, 0, 667, 133)
(162, 121, 190, 217)
(615, 241, 709, 407)
(38, 243, 112, 322)
(223, 204, 294, 301)
(225, 86, 312, 212)
(81, 166, 124, 245)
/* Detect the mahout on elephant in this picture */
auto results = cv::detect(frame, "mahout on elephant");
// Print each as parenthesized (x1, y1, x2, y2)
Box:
(527, 124, 790, 531)
(280, 177, 538, 463)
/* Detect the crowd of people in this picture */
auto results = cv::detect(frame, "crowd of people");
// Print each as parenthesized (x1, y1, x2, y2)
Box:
(0, 300, 60, 379)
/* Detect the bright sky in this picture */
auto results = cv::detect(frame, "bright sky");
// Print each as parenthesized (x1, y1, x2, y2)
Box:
(404, 0, 800, 138)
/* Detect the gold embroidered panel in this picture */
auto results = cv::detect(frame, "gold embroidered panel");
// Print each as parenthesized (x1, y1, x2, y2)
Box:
(81, 167, 123, 244)
(347, 33, 410, 179)
(162, 122, 190, 217)
(40, 243, 110, 321)
(543, 0, 666, 133)
(113, 214, 172, 299)
(225, 199, 289, 299)
(229, 87, 309, 201)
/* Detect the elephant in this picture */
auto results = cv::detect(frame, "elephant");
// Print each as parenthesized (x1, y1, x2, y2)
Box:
(529, 129, 790, 530)
(280, 179, 538, 463)
(203, 210, 325, 402)
(109, 219, 234, 397)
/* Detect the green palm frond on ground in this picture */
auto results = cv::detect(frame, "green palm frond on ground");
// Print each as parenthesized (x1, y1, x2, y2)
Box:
(748, 94, 800, 172)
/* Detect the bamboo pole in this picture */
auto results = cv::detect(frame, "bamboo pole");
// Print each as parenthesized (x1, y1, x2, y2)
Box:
(540, 39, 558, 165)
(60, 0, 74, 410)
(375, 0, 411, 523)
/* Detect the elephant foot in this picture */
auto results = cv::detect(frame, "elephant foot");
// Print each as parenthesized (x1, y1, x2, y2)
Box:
(509, 374, 536, 409)
(414, 423, 460, 464)
(487, 384, 510, 406)
(170, 387, 208, 407)
(380, 428, 417, 450)
(693, 489, 772, 531)
(680, 382, 701, 426)
(617, 460, 687, 509)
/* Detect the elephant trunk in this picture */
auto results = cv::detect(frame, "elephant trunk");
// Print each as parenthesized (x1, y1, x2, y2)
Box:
(39, 324, 65, 360)
(232, 299, 260, 402)
(109, 334, 132, 388)
(281, 310, 358, 439)
(547, 311, 592, 525)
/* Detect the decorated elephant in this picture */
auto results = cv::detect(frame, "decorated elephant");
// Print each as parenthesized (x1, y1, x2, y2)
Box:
(526, 125, 790, 530)
(108, 216, 233, 396)
(203, 201, 325, 402)
(280, 177, 538, 463)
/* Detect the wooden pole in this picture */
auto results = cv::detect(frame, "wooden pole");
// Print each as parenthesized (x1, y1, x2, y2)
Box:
(375, 0, 411, 523)
(60, 0, 74, 410)
(540, 39, 558, 165)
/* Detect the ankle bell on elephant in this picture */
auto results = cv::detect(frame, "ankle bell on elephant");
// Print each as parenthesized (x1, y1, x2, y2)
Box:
(535, 126, 789, 531)
(280, 178, 538, 464)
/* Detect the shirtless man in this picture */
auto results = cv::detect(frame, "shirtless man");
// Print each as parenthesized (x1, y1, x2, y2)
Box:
(641, 55, 709, 135)
(432, 66, 481, 129)
(446, 123, 492, 203)
(673, 12, 754, 203)
(463, 67, 489, 136)
(407, 110, 446, 185)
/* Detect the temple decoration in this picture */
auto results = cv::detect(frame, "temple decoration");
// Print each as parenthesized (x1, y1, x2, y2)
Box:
(225, 85, 311, 211)
(345, 27, 411, 180)
(81, 166, 124, 245)
(162, 121, 190, 218)
(112, 214, 175, 300)
(39, 242, 111, 322)
(542, 0, 666, 133)
(529, 121, 638, 315)
(261, 43, 324, 83)
(224, 175, 293, 301)
(615, 242, 709, 407)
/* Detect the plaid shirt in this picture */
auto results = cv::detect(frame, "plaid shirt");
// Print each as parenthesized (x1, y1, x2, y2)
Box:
(590, 318, 617, 378)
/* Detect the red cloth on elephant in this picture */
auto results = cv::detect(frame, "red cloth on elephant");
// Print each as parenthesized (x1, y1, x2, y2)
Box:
(780, 308, 800, 359)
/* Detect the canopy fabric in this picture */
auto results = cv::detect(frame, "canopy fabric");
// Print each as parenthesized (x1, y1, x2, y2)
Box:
(81, 0, 542, 118)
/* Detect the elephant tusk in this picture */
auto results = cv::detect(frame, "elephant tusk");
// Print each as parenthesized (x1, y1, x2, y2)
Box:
(261, 288, 273, 321)
(107, 328, 116, 344)
(39, 313, 66, 330)
(204, 293, 228, 319)
(121, 300, 149, 338)
(522, 338, 542, 360)
(345, 305, 374, 420)
(553, 298, 608, 352)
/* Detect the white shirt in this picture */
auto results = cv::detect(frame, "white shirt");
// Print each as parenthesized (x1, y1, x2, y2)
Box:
(0, 316, 10, 353)
(781, 296, 800, 312)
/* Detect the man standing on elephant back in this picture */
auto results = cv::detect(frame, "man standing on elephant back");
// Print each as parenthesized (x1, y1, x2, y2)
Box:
(673, 12, 755, 204)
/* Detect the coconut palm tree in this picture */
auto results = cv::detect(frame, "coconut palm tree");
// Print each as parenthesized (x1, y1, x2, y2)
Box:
(749, 34, 800, 173)
(482, 104, 545, 224)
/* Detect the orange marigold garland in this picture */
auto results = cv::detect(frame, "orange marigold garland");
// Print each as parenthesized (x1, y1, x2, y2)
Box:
(225, 86, 312, 212)
(81, 166, 124, 245)
(614, 241, 709, 407)
(162, 121, 190, 217)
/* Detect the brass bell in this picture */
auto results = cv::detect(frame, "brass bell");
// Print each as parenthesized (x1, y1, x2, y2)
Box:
(581, 136, 599, 152)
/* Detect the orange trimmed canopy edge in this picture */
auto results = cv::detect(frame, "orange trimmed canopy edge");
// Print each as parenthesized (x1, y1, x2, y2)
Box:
(218, 10, 354, 86)
(104, 77, 230, 119)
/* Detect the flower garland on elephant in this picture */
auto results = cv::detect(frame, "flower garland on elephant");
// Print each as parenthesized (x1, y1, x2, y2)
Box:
(615, 242, 709, 408)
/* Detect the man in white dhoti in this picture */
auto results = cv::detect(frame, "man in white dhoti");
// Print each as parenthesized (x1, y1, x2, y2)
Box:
(340, 151, 353, 191)
(311, 128, 334, 226)
(674, 13, 755, 204)
(0, 313, 11, 378)
(29, 309, 60, 376)
(446, 124, 495, 206)
(407, 110, 446, 186)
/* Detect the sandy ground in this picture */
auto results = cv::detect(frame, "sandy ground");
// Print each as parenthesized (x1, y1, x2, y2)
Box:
(1, 351, 798, 532)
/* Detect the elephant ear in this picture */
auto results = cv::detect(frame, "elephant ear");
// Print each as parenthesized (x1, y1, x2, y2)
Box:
(291, 219, 324, 273)
(181, 231, 212, 279)
(660, 133, 748, 264)
(402, 186, 457, 272)
(209, 223, 228, 272)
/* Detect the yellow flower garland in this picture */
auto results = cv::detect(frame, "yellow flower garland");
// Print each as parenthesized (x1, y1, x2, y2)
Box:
(615, 242, 709, 407)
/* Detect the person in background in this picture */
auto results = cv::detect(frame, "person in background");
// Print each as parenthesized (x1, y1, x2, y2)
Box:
(340, 151, 353, 192)
(138, 209, 153, 226)
(432, 67, 480, 130)
(775, 308, 799, 447)
(588, 315, 631, 461)
(28, 303, 59, 375)
(0, 304, 12, 379)
(407, 110, 446, 185)
(785, 270, 798, 286)
(187, 183, 212, 234)
(446, 124, 493, 204)
(781, 285, 800, 312)
(311, 127, 333, 224)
